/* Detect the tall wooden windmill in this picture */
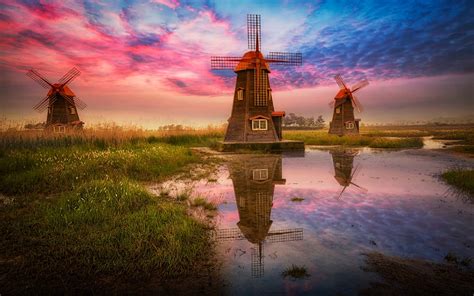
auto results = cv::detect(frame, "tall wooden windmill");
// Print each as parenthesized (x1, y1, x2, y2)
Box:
(215, 155, 303, 277)
(26, 67, 86, 133)
(330, 149, 368, 198)
(211, 14, 302, 143)
(328, 74, 369, 136)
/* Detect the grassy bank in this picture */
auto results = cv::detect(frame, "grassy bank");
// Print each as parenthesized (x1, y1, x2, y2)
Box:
(442, 169, 474, 198)
(0, 138, 214, 293)
(283, 130, 423, 148)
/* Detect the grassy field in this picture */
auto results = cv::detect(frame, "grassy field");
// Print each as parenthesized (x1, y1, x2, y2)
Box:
(284, 124, 474, 151)
(283, 130, 424, 148)
(0, 131, 219, 293)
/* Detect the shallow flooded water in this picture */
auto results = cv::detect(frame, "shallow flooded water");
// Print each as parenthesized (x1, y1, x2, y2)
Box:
(166, 148, 474, 295)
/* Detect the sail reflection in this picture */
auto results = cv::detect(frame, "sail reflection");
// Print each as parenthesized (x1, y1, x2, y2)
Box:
(216, 155, 303, 277)
(330, 149, 368, 198)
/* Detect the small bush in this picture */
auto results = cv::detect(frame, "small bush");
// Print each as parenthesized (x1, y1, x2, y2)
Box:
(281, 265, 310, 279)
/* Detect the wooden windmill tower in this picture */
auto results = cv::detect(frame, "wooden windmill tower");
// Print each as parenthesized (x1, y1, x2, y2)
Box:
(330, 149, 367, 198)
(26, 67, 86, 133)
(211, 14, 302, 143)
(216, 155, 303, 277)
(329, 74, 369, 136)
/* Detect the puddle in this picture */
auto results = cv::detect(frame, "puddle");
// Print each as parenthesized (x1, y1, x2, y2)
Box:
(169, 149, 474, 295)
(422, 136, 462, 150)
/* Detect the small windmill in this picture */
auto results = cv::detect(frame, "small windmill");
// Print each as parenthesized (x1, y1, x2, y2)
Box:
(328, 74, 369, 136)
(330, 149, 368, 198)
(211, 14, 302, 143)
(27, 67, 86, 132)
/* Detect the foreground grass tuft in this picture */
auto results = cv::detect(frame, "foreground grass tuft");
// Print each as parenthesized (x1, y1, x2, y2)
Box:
(281, 265, 310, 279)
(442, 169, 474, 198)
(40, 179, 210, 275)
(192, 197, 217, 211)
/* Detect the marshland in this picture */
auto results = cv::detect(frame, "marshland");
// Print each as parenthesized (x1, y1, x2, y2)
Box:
(1, 124, 473, 294)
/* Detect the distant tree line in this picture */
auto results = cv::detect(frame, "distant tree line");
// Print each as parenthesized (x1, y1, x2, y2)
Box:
(282, 113, 325, 130)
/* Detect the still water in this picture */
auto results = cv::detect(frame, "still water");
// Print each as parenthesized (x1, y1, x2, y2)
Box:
(167, 148, 474, 295)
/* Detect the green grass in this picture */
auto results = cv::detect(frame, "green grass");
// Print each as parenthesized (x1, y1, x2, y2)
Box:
(38, 179, 209, 275)
(283, 130, 423, 148)
(0, 143, 197, 195)
(368, 137, 423, 148)
(281, 265, 310, 279)
(0, 139, 214, 293)
(192, 197, 217, 211)
(442, 169, 474, 197)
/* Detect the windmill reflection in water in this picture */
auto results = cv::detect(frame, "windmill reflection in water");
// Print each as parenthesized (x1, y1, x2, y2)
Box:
(330, 149, 368, 198)
(215, 155, 303, 277)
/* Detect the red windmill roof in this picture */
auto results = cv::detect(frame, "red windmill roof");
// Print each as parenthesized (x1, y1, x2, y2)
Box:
(47, 84, 76, 97)
(335, 89, 349, 100)
(235, 51, 270, 72)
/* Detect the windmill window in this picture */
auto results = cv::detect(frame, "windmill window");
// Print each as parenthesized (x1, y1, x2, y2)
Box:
(69, 107, 76, 114)
(236, 88, 244, 100)
(53, 126, 66, 133)
(253, 169, 269, 181)
(336, 107, 341, 114)
(252, 119, 267, 130)
(345, 121, 355, 129)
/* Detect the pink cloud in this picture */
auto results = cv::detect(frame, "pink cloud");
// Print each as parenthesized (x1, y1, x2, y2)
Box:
(152, 0, 180, 9)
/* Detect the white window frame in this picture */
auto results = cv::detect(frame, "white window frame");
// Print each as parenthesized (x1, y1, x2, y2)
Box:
(69, 107, 76, 115)
(252, 119, 267, 131)
(54, 126, 66, 133)
(336, 107, 341, 114)
(345, 121, 355, 129)
(236, 88, 244, 100)
(252, 169, 269, 181)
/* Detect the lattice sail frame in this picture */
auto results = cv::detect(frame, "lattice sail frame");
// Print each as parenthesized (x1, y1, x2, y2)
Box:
(247, 14, 261, 51)
(27, 67, 87, 112)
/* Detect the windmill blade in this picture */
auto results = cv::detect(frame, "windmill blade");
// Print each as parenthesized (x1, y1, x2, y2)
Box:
(247, 14, 261, 51)
(34, 94, 56, 112)
(329, 100, 335, 108)
(338, 185, 348, 198)
(351, 79, 369, 93)
(214, 228, 245, 241)
(350, 182, 368, 193)
(334, 74, 348, 90)
(73, 96, 87, 110)
(351, 94, 364, 113)
(211, 56, 243, 70)
(59, 67, 81, 86)
(26, 69, 53, 89)
(266, 52, 302, 66)
(265, 228, 303, 243)
(351, 163, 365, 182)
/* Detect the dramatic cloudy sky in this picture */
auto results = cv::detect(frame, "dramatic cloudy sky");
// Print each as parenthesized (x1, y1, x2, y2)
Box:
(0, 0, 473, 127)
